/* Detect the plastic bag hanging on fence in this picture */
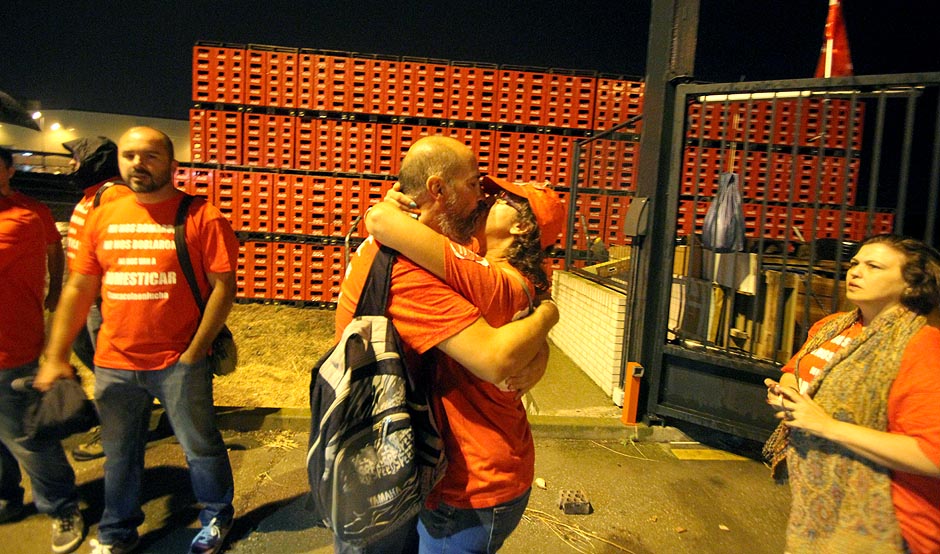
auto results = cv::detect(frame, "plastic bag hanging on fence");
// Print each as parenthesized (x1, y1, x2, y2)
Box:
(701, 172, 745, 253)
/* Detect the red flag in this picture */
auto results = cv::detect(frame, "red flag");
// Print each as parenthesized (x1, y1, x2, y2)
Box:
(815, 0, 854, 77)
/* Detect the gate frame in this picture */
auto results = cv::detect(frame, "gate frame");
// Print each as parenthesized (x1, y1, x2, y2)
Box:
(636, 72, 940, 440)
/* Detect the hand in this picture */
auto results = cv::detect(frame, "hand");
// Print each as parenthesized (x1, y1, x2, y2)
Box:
(34, 360, 75, 392)
(775, 385, 836, 437)
(382, 183, 419, 217)
(178, 348, 204, 366)
(503, 341, 550, 398)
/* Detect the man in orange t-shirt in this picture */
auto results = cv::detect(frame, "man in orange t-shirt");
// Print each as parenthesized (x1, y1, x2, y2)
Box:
(38, 127, 239, 554)
(0, 146, 84, 554)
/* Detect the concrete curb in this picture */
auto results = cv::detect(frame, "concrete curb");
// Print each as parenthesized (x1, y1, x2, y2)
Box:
(213, 406, 693, 442)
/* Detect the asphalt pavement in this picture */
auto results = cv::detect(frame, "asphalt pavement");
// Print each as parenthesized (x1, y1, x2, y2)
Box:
(0, 344, 790, 553)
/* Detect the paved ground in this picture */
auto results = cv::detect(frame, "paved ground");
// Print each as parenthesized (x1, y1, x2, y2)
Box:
(0, 418, 789, 554)
(1, 344, 790, 553)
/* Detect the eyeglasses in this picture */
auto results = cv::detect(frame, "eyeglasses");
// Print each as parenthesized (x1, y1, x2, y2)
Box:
(493, 190, 525, 213)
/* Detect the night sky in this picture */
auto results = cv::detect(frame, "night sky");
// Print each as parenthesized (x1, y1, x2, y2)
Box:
(4, 1, 938, 120)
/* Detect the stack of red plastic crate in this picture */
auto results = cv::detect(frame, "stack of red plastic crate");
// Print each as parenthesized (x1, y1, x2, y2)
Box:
(183, 41, 880, 305)
(184, 41, 638, 304)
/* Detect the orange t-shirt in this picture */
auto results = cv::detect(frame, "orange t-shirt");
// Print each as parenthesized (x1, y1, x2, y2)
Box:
(783, 313, 940, 553)
(0, 198, 49, 368)
(72, 193, 239, 370)
(66, 180, 130, 270)
(431, 242, 535, 509)
(335, 238, 536, 509)
(10, 191, 61, 248)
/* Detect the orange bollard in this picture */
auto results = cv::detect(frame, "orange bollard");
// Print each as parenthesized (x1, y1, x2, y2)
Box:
(620, 362, 645, 425)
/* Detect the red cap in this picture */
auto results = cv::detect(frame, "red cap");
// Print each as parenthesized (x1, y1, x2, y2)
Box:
(482, 175, 564, 249)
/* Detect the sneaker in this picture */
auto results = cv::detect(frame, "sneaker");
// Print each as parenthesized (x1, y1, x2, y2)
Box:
(88, 536, 139, 554)
(188, 517, 233, 554)
(72, 427, 104, 461)
(0, 498, 24, 524)
(51, 506, 84, 554)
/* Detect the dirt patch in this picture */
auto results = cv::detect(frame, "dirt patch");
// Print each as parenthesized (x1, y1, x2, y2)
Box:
(74, 303, 336, 408)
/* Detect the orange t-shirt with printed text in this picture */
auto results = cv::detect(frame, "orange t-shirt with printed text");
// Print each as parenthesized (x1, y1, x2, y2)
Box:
(72, 193, 239, 371)
(0, 199, 49, 368)
(66, 180, 131, 270)
(783, 313, 940, 553)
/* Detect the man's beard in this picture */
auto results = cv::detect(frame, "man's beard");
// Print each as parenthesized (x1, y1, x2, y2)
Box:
(127, 170, 168, 193)
(435, 193, 488, 245)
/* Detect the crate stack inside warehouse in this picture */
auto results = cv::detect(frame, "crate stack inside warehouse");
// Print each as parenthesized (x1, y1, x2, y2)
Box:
(179, 41, 886, 306)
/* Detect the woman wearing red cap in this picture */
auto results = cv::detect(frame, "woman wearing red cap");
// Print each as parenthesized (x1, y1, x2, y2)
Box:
(365, 175, 564, 554)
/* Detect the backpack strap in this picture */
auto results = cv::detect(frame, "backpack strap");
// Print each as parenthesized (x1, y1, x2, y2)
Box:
(173, 194, 204, 314)
(354, 245, 397, 318)
(92, 180, 127, 208)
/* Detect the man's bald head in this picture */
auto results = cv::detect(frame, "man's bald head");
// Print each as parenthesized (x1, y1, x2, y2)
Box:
(398, 136, 476, 202)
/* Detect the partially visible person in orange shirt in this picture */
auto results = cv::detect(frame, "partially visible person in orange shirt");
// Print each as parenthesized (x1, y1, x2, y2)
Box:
(0, 146, 84, 554)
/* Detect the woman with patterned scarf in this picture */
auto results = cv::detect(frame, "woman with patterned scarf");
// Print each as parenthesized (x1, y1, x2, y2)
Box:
(763, 234, 940, 554)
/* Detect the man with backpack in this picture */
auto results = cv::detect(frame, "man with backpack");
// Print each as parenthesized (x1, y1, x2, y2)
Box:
(332, 136, 559, 553)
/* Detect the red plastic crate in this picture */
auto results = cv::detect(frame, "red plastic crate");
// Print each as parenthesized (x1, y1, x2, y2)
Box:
(349, 55, 401, 115)
(213, 170, 239, 222)
(542, 134, 579, 187)
(267, 47, 298, 108)
(448, 62, 498, 122)
(544, 70, 597, 129)
(307, 245, 344, 303)
(271, 242, 308, 302)
(398, 58, 449, 118)
(498, 67, 547, 125)
(304, 177, 330, 236)
(204, 110, 242, 165)
(593, 76, 644, 131)
(189, 110, 207, 163)
(497, 132, 552, 183)
(188, 168, 215, 199)
(603, 195, 632, 244)
(271, 173, 306, 234)
(192, 45, 245, 104)
(174, 167, 192, 194)
(297, 50, 350, 111)
(236, 242, 272, 300)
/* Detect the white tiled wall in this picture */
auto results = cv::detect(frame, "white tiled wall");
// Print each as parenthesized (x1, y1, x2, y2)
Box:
(549, 271, 628, 398)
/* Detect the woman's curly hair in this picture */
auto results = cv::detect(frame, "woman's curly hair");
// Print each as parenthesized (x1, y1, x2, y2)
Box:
(504, 197, 551, 294)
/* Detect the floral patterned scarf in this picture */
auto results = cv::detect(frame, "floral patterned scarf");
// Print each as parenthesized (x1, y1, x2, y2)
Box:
(763, 307, 924, 553)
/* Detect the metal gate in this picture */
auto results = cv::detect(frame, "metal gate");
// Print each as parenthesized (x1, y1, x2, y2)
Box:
(564, 72, 940, 441)
(648, 73, 940, 440)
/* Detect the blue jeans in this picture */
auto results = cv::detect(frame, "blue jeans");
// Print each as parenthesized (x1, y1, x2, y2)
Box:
(417, 489, 531, 554)
(0, 361, 79, 515)
(94, 358, 233, 543)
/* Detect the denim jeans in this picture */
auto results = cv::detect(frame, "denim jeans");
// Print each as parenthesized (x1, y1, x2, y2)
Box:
(417, 489, 531, 554)
(0, 361, 79, 515)
(94, 358, 234, 544)
(333, 514, 420, 554)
